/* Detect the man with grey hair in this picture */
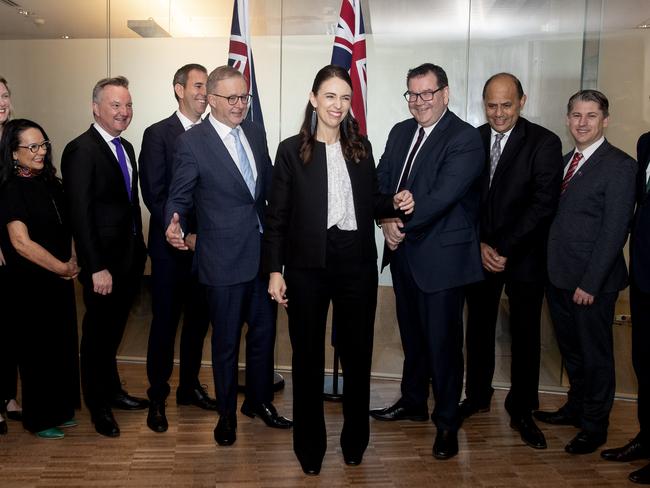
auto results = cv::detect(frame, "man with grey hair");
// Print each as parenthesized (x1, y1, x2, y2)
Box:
(534, 89, 636, 454)
(166, 65, 292, 446)
(62, 76, 148, 438)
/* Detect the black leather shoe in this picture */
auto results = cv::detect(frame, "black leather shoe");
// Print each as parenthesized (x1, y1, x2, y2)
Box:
(176, 385, 218, 411)
(240, 400, 293, 429)
(147, 401, 168, 433)
(565, 430, 607, 454)
(92, 408, 120, 437)
(111, 392, 149, 411)
(510, 415, 547, 449)
(533, 408, 580, 427)
(630, 463, 650, 484)
(301, 464, 321, 475)
(433, 429, 459, 460)
(369, 401, 428, 422)
(601, 437, 650, 462)
(458, 398, 490, 420)
(343, 455, 363, 466)
(214, 414, 237, 446)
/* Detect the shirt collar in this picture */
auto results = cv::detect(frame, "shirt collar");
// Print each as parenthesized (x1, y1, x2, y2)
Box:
(208, 113, 240, 141)
(176, 110, 201, 131)
(93, 122, 121, 143)
(573, 136, 605, 161)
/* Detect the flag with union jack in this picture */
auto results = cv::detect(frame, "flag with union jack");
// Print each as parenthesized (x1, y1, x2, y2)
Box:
(228, 0, 265, 129)
(331, 0, 367, 135)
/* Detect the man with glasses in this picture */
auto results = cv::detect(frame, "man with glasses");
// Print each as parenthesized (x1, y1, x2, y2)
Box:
(62, 76, 148, 437)
(165, 65, 291, 447)
(460, 73, 563, 450)
(139, 64, 216, 434)
(372, 63, 484, 460)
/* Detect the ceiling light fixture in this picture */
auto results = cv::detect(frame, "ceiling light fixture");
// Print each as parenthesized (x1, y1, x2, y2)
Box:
(127, 18, 171, 37)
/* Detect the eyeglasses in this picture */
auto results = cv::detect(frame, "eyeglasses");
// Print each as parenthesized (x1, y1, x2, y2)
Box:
(210, 93, 252, 105)
(403, 85, 447, 103)
(18, 141, 50, 153)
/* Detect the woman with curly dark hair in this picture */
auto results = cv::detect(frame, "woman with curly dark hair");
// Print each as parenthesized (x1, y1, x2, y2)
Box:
(263, 65, 414, 474)
(0, 119, 80, 439)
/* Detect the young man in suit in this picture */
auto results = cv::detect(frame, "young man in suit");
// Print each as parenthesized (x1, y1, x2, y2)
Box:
(460, 73, 563, 449)
(62, 76, 148, 437)
(165, 66, 291, 447)
(600, 131, 650, 484)
(535, 90, 636, 454)
(371, 63, 484, 459)
(139, 64, 216, 433)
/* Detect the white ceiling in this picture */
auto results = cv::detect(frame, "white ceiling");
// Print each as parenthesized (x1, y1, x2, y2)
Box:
(0, 0, 648, 40)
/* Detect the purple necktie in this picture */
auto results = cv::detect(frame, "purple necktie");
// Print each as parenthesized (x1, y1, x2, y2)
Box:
(111, 137, 132, 200)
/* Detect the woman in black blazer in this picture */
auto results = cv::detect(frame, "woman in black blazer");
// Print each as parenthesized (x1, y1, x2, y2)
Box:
(263, 65, 413, 475)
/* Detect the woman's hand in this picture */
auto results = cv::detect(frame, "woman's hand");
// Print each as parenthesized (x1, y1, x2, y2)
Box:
(268, 272, 288, 308)
(393, 190, 415, 214)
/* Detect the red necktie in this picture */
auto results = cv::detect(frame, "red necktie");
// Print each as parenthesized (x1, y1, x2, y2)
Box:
(561, 152, 583, 194)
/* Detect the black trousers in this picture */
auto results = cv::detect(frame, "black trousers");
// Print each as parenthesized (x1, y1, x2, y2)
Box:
(146, 255, 210, 402)
(546, 284, 617, 434)
(631, 281, 650, 444)
(285, 228, 377, 468)
(0, 265, 18, 403)
(204, 274, 276, 416)
(390, 249, 465, 432)
(465, 274, 544, 416)
(80, 271, 141, 412)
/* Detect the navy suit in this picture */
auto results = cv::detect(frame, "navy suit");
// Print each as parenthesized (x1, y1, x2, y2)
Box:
(377, 110, 484, 431)
(139, 113, 210, 402)
(546, 140, 636, 434)
(630, 132, 650, 444)
(62, 125, 147, 411)
(165, 118, 275, 415)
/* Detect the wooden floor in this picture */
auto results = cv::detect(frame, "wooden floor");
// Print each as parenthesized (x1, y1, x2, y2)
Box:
(0, 362, 644, 487)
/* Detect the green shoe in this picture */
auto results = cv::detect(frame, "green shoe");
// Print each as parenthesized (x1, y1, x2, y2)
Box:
(36, 427, 64, 439)
(59, 418, 78, 428)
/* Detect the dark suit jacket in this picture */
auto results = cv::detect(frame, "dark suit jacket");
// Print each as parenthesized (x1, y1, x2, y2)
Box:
(61, 125, 146, 278)
(262, 135, 398, 273)
(165, 118, 272, 287)
(547, 139, 637, 295)
(478, 117, 563, 282)
(377, 110, 485, 293)
(632, 132, 650, 293)
(139, 113, 195, 261)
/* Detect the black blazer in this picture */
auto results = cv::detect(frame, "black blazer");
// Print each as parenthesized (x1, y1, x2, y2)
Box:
(139, 113, 194, 261)
(478, 117, 563, 282)
(547, 140, 636, 295)
(631, 132, 650, 293)
(262, 135, 397, 273)
(61, 125, 146, 278)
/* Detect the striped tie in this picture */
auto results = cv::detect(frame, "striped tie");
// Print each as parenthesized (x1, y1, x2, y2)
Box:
(561, 152, 583, 194)
(489, 133, 505, 186)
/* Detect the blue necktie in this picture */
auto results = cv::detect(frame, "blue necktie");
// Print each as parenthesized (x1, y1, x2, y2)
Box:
(111, 137, 131, 200)
(231, 128, 256, 197)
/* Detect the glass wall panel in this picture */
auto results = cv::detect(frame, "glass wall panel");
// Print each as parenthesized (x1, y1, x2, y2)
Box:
(0, 0, 647, 395)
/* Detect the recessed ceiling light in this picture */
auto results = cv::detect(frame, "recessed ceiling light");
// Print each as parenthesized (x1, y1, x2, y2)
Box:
(61, 34, 71, 39)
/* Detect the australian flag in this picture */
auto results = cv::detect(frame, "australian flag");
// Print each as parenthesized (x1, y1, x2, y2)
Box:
(331, 0, 367, 135)
(228, 0, 265, 129)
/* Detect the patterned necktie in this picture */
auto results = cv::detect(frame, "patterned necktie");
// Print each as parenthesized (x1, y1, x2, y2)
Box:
(561, 152, 583, 194)
(111, 137, 131, 200)
(397, 127, 425, 191)
(231, 128, 256, 197)
(489, 133, 505, 186)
